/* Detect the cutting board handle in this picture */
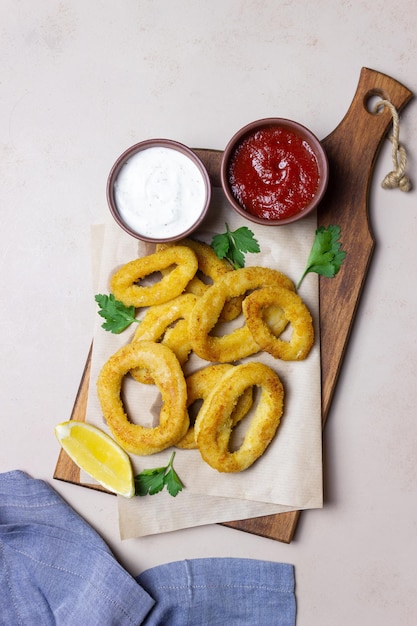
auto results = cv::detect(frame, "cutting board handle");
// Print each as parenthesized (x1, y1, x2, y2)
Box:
(318, 67, 413, 420)
(321, 67, 413, 221)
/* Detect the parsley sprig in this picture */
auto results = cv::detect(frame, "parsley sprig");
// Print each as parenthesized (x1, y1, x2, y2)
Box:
(211, 223, 260, 269)
(95, 293, 139, 334)
(297, 225, 346, 289)
(134, 451, 184, 497)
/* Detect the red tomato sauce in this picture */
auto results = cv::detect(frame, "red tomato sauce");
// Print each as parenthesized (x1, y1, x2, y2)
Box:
(227, 126, 320, 220)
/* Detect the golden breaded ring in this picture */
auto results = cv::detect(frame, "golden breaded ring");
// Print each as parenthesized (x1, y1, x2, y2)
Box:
(110, 246, 198, 308)
(176, 364, 253, 449)
(130, 293, 198, 384)
(243, 286, 314, 360)
(157, 238, 243, 321)
(96, 341, 189, 455)
(161, 320, 191, 366)
(188, 266, 295, 362)
(194, 362, 284, 472)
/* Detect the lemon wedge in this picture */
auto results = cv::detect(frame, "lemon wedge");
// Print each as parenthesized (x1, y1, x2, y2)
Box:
(55, 421, 135, 498)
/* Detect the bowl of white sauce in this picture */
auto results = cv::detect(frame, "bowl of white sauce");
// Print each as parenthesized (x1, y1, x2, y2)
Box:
(107, 139, 212, 243)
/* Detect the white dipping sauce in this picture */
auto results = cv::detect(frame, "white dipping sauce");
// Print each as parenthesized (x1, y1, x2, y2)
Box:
(114, 146, 207, 239)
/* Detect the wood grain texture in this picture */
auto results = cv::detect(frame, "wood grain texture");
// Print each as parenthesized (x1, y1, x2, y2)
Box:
(317, 68, 413, 421)
(54, 68, 413, 543)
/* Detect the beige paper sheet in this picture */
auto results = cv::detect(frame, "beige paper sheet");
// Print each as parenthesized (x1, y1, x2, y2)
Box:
(85, 188, 323, 538)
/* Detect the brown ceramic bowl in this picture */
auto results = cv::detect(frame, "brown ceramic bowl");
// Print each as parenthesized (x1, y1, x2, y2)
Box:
(221, 118, 328, 226)
(107, 139, 211, 243)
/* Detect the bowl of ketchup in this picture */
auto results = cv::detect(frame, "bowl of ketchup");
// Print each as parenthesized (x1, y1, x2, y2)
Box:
(221, 118, 328, 225)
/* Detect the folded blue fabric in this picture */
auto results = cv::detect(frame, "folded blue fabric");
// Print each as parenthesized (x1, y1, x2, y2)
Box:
(0, 471, 155, 625)
(0, 471, 296, 625)
(138, 558, 296, 625)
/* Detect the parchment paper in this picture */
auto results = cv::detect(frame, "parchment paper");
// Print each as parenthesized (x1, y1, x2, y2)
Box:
(84, 188, 323, 538)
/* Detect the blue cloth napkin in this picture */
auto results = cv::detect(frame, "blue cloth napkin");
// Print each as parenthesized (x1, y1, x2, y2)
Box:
(0, 471, 296, 625)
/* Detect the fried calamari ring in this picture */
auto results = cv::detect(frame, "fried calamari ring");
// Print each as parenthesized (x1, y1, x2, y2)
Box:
(130, 293, 198, 384)
(243, 286, 314, 360)
(160, 320, 191, 366)
(176, 364, 253, 449)
(188, 266, 295, 362)
(194, 362, 284, 472)
(110, 246, 198, 308)
(157, 238, 243, 321)
(97, 341, 189, 455)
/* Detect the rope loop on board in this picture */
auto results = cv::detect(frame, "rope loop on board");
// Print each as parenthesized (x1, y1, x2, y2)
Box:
(374, 99, 412, 192)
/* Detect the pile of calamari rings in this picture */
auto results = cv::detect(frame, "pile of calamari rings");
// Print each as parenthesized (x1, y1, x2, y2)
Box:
(96, 239, 314, 472)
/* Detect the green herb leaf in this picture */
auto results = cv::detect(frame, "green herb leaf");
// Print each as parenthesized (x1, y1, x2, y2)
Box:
(134, 452, 184, 498)
(164, 465, 184, 497)
(95, 293, 139, 334)
(297, 225, 346, 289)
(211, 223, 260, 269)
(134, 468, 166, 496)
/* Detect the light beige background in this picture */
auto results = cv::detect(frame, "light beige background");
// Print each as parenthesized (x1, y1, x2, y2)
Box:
(1, 2, 416, 624)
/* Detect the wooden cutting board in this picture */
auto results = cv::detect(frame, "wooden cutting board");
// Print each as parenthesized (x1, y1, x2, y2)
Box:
(54, 68, 413, 543)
